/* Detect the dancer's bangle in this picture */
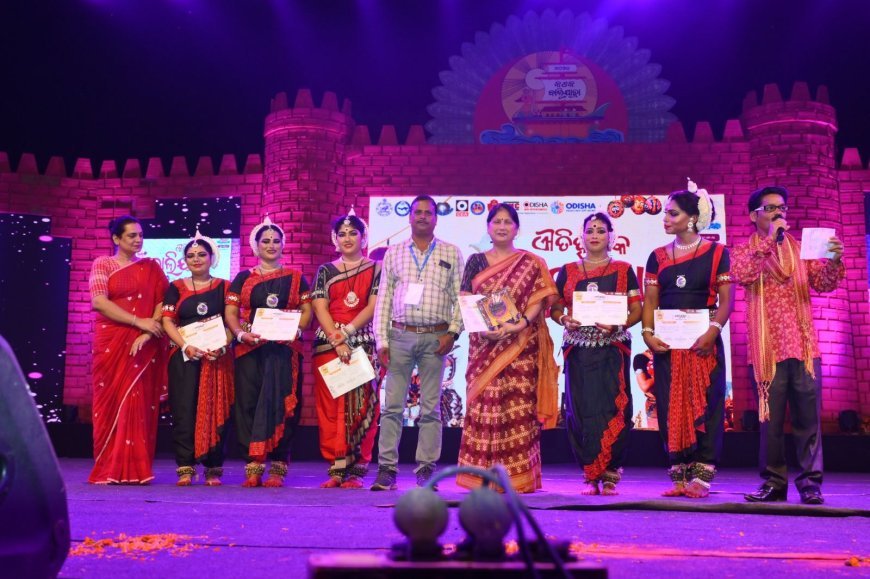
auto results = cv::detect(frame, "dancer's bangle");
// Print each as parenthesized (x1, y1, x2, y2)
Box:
(521, 314, 531, 327)
(131, 314, 137, 326)
(641, 327, 655, 335)
(710, 321, 723, 332)
(558, 314, 569, 326)
(344, 323, 356, 336)
(235, 328, 246, 341)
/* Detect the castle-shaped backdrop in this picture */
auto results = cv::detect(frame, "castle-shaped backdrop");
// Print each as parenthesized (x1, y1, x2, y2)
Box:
(0, 10, 868, 431)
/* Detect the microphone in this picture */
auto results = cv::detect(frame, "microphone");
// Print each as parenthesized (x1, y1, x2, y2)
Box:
(772, 215, 785, 244)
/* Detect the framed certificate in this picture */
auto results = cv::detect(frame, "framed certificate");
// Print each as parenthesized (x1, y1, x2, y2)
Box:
(317, 348, 377, 399)
(477, 288, 520, 330)
(654, 309, 709, 350)
(572, 291, 627, 326)
(251, 309, 302, 341)
(178, 315, 228, 351)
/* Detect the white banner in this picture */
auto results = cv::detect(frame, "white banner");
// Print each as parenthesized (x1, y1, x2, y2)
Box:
(369, 195, 731, 429)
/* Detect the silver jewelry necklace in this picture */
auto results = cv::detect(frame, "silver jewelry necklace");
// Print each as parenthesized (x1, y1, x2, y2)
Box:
(674, 237, 701, 251)
(259, 265, 283, 308)
(671, 240, 703, 289)
(192, 276, 211, 316)
(342, 259, 366, 308)
(581, 258, 612, 293)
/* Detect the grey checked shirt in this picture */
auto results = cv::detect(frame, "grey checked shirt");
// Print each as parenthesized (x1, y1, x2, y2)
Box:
(373, 237, 464, 348)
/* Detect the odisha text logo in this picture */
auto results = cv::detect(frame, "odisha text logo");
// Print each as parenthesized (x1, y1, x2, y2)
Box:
(565, 202, 597, 212)
(550, 201, 565, 214)
(394, 201, 411, 216)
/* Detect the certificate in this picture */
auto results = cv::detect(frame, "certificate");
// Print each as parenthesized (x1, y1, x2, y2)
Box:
(654, 309, 709, 350)
(178, 315, 228, 351)
(317, 347, 377, 399)
(572, 291, 627, 326)
(251, 309, 301, 341)
(799, 227, 836, 260)
(458, 295, 491, 333)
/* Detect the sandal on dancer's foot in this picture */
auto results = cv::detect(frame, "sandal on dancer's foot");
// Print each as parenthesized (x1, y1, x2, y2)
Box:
(264, 461, 288, 488)
(204, 467, 223, 487)
(662, 464, 687, 497)
(176, 466, 196, 487)
(242, 462, 265, 487)
(580, 480, 600, 495)
(684, 463, 716, 499)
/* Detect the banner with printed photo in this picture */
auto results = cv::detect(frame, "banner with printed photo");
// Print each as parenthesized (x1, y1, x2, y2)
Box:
(369, 195, 731, 430)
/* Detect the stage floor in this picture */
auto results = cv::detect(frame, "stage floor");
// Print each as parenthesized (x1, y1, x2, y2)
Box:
(60, 459, 869, 578)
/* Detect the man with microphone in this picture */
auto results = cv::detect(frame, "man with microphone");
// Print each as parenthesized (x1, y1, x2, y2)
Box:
(731, 186, 844, 505)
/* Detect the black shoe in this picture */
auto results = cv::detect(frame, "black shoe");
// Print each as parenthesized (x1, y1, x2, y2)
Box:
(799, 487, 824, 505)
(744, 484, 787, 502)
(370, 468, 397, 491)
(415, 465, 438, 489)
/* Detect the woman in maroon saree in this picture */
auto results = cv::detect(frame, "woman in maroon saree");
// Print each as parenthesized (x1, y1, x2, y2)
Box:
(456, 204, 559, 493)
(88, 216, 168, 484)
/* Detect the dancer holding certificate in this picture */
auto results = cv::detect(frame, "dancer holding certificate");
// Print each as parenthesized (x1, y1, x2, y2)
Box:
(311, 209, 382, 489)
(551, 212, 642, 495)
(162, 231, 233, 486)
(88, 216, 168, 484)
(456, 203, 559, 493)
(226, 217, 312, 487)
(641, 181, 734, 498)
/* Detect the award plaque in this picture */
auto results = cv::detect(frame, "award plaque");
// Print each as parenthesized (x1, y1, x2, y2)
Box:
(477, 288, 520, 330)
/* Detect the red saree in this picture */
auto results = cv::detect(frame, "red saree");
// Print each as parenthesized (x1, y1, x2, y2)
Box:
(89, 258, 168, 484)
(311, 260, 381, 478)
(456, 251, 559, 493)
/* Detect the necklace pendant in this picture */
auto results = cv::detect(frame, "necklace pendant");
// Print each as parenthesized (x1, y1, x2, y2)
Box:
(343, 291, 360, 308)
(196, 302, 208, 316)
(676, 275, 687, 288)
(586, 282, 599, 292)
(266, 293, 279, 308)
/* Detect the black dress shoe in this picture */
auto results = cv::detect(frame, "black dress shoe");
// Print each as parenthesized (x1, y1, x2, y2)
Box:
(799, 487, 824, 505)
(744, 484, 787, 502)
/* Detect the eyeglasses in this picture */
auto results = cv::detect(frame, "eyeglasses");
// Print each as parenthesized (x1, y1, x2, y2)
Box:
(755, 204, 788, 213)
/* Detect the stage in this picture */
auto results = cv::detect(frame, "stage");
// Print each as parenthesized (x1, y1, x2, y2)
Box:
(59, 459, 869, 578)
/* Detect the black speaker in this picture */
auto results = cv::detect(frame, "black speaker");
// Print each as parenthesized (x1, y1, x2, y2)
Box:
(0, 335, 70, 578)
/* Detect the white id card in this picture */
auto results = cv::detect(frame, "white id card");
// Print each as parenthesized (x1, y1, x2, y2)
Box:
(403, 282, 425, 306)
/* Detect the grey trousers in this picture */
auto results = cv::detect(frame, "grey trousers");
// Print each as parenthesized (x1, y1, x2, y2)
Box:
(750, 358, 824, 491)
(377, 329, 446, 472)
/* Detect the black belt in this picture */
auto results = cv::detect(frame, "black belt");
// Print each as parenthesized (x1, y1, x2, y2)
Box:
(391, 321, 449, 334)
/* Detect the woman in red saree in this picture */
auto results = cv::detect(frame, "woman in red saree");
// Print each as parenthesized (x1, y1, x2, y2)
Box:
(88, 216, 168, 484)
(311, 211, 381, 489)
(456, 204, 559, 493)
